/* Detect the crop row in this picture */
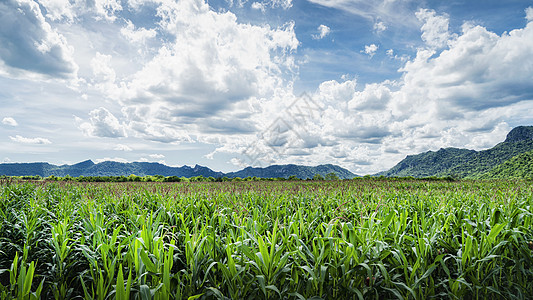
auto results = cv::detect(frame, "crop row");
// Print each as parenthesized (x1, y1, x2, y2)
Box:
(0, 180, 532, 299)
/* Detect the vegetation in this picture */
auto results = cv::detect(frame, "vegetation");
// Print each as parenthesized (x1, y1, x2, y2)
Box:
(379, 126, 533, 179)
(1, 179, 532, 299)
(0, 161, 356, 180)
(480, 150, 533, 179)
(0, 172, 348, 183)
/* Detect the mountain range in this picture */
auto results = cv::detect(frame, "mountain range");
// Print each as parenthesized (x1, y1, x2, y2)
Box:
(0, 160, 357, 180)
(378, 126, 533, 179)
(2, 126, 532, 180)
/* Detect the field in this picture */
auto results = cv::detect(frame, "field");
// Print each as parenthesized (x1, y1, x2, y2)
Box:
(0, 179, 532, 299)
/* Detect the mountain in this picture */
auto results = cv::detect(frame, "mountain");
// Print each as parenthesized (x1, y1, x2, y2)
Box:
(0, 161, 224, 178)
(379, 126, 533, 178)
(0, 160, 356, 179)
(479, 150, 533, 179)
(225, 164, 357, 179)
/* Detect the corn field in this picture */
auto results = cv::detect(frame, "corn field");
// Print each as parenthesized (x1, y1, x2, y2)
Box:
(0, 179, 532, 299)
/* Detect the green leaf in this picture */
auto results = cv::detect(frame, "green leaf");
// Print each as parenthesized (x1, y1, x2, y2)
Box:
(488, 223, 506, 241)
(139, 249, 157, 274)
(139, 285, 151, 300)
(188, 294, 205, 300)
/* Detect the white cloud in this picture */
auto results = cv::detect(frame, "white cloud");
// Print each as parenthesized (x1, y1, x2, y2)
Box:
(37, 0, 75, 21)
(93, 0, 122, 21)
(312, 24, 331, 39)
(34, 0, 123, 22)
(416, 8, 453, 48)
(362, 44, 378, 57)
(10, 135, 51, 144)
(113, 0, 298, 142)
(348, 82, 391, 111)
(526, 7, 533, 22)
(0, 0, 78, 79)
(114, 144, 133, 151)
(2, 117, 18, 126)
(211, 8, 533, 174)
(251, 0, 292, 10)
(251, 2, 266, 11)
(9, 0, 529, 175)
(308, 0, 418, 29)
(120, 20, 157, 44)
(400, 19, 533, 111)
(94, 157, 129, 163)
(77, 107, 127, 138)
(149, 154, 165, 159)
(373, 21, 387, 33)
(91, 52, 116, 83)
(386, 48, 409, 62)
(90, 52, 119, 95)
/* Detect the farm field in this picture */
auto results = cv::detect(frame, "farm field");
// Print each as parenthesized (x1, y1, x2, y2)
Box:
(0, 179, 532, 299)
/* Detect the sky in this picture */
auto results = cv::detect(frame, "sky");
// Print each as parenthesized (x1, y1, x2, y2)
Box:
(1, 0, 533, 175)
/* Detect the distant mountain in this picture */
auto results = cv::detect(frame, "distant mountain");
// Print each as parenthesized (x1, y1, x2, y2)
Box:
(480, 150, 533, 179)
(0, 160, 224, 178)
(379, 126, 533, 178)
(0, 160, 356, 179)
(226, 164, 357, 179)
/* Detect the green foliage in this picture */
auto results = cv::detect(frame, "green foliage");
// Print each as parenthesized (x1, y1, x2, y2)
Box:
(325, 172, 339, 181)
(1, 161, 357, 180)
(0, 180, 532, 299)
(380, 126, 533, 179)
(480, 150, 533, 179)
(312, 174, 325, 181)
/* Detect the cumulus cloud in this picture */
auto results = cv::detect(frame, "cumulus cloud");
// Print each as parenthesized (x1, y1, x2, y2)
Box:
(401, 15, 533, 111)
(149, 154, 165, 159)
(2, 117, 18, 126)
(416, 8, 453, 48)
(526, 7, 533, 22)
(77, 107, 127, 138)
(10, 135, 51, 144)
(30, 0, 529, 175)
(112, 0, 298, 142)
(93, 0, 122, 20)
(91, 52, 116, 83)
(38, 0, 76, 21)
(120, 20, 157, 44)
(32, 0, 122, 22)
(0, 0, 78, 79)
(214, 7, 533, 174)
(362, 44, 378, 57)
(90, 52, 119, 95)
(312, 25, 331, 39)
(348, 82, 391, 110)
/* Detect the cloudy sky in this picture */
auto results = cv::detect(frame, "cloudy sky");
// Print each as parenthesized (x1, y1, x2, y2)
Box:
(1, 0, 533, 174)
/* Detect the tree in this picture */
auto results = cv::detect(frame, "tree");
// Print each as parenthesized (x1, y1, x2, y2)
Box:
(325, 173, 339, 181)
(313, 174, 325, 181)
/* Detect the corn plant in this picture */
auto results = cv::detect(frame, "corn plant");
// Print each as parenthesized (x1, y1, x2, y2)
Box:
(0, 179, 532, 299)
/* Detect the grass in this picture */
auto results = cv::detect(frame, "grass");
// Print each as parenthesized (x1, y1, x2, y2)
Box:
(0, 179, 532, 299)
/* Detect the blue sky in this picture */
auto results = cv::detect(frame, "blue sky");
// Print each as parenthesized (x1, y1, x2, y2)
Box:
(1, 0, 533, 174)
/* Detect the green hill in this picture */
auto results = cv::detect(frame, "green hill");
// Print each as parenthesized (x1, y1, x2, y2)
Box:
(480, 150, 533, 179)
(379, 126, 533, 179)
(0, 160, 356, 179)
(225, 164, 357, 179)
